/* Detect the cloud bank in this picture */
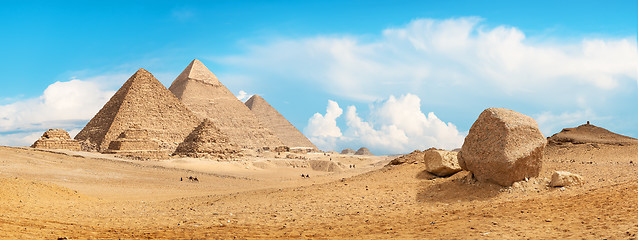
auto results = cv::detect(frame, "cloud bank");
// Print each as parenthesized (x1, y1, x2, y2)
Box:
(305, 94, 464, 154)
(0, 78, 117, 146)
(221, 17, 638, 139)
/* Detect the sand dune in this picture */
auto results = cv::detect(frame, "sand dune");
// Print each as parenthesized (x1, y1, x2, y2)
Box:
(1, 135, 637, 238)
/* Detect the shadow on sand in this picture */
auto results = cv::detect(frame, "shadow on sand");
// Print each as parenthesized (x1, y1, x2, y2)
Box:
(416, 171, 501, 203)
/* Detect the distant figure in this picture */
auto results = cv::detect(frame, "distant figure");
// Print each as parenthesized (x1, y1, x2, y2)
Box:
(180, 177, 183, 181)
(193, 177, 199, 182)
(587, 121, 590, 125)
(301, 174, 305, 178)
(353, 164, 356, 168)
(306, 174, 309, 178)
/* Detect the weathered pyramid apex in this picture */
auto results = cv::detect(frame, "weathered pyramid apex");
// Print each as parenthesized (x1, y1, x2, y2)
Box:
(174, 59, 219, 85)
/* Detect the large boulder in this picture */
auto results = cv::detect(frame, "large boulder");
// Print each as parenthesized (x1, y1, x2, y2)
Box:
(424, 149, 461, 177)
(549, 171, 584, 187)
(458, 108, 546, 186)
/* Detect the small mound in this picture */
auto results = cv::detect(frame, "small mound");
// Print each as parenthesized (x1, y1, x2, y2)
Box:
(341, 148, 355, 155)
(0, 177, 85, 203)
(548, 123, 638, 146)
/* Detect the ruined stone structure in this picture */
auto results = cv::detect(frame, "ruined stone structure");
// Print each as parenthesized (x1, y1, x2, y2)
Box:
(355, 147, 373, 156)
(245, 95, 317, 150)
(31, 129, 81, 151)
(104, 125, 169, 159)
(173, 119, 240, 159)
(168, 59, 283, 149)
(75, 68, 201, 152)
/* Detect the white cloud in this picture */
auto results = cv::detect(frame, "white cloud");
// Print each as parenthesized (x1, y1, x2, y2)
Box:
(0, 77, 117, 146)
(304, 100, 343, 150)
(534, 109, 602, 136)
(219, 17, 637, 113)
(235, 90, 253, 102)
(305, 94, 464, 154)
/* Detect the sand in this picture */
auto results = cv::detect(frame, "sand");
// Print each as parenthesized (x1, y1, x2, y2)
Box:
(1, 143, 637, 239)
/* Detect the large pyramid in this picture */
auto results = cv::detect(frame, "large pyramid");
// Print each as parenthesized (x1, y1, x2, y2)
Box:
(168, 59, 283, 149)
(245, 95, 317, 149)
(75, 68, 201, 151)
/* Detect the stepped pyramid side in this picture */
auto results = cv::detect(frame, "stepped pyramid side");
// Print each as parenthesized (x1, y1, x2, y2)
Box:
(75, 68, 201, 151)
(245, 95, 317, 149)
(174, 119, 240, 159)
(168, 59, 283, 149)
(31, 129, 81, 151)
(104, 125, 169, 160)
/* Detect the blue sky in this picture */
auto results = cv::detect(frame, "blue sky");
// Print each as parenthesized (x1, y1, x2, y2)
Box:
(0, 1, 636, 154)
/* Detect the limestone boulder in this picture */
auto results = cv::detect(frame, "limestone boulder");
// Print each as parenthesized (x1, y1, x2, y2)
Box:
(458, 108, 546, 186)
(550, 171, 584, 187)
(424, 150, 461, 177)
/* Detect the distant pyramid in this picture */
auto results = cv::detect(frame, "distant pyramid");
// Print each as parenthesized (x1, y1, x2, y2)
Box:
(174, 119, 240, 159)
(75, 68, 201, 151)
(168, 59, 283, 149)
(245, 95, 317, 150)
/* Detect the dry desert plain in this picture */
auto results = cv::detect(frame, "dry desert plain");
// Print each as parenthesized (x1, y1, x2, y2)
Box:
(1, 128, 638, 239)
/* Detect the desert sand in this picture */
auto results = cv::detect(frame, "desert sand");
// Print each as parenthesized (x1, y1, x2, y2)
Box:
(2, 125, 638, 239)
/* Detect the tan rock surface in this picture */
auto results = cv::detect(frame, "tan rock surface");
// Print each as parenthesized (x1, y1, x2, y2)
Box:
(424, 149, 461, 177)
(245, 95, 317, 150)
(74, 68, 201, 152)
(31, 129, 81, 151)
(168, 59, 283, 149)
(458, 108, 546, 186)
(173, 119, 240, 159)
(550, 171, 584, 187)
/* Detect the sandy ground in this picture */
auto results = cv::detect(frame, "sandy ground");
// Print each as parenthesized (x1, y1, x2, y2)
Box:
(1, 144, 637, 239)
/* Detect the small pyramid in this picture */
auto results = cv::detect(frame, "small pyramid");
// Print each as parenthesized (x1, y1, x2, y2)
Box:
(341, 148, 355, 155)
(31, 129, 81, 151)
(104, 125, 169, 159)
(168, 59, 283, 149)
(548, 123, 638, 146)
(75, 68, 201, 151)
(355, 147, 373, 156)
(174, 119, 240, 159)
(245, 95, 317, 150)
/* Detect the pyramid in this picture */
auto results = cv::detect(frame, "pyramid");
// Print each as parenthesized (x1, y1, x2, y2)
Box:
(168, 59, 283, 149)
(75, 68, 201, 152)
(31, 129, 81, 151)
(245, 95, 317, 150)
(174, 119, 240, 159)
(104, 125, 169, 160)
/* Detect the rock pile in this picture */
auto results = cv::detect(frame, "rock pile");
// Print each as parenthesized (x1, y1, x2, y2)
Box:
(173, 119, 240, 159)
(355, 147, 373, 156)
(458, 108, 546, 186)
(388, 150, 424, 165)
(31, 129, 81, 151)
(104, 125, 168, 160)
(424, 149, 461, 177)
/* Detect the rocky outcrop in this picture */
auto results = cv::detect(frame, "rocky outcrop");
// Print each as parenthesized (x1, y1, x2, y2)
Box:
(31, 129, 81, 151)
(355, 147, 373, 156)
(458, 108, 546, 186)
(388, 150, 424, 165)
(548, 123, 638, 146)
(424, 149, 461, 177)
(549, 171, 584, 187)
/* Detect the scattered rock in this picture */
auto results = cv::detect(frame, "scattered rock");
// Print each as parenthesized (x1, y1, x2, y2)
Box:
(388, 150, 424, 165)
(458, 108, 546, 186)
(424, 149, 461, 177)
(550, 171, 584, 187)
